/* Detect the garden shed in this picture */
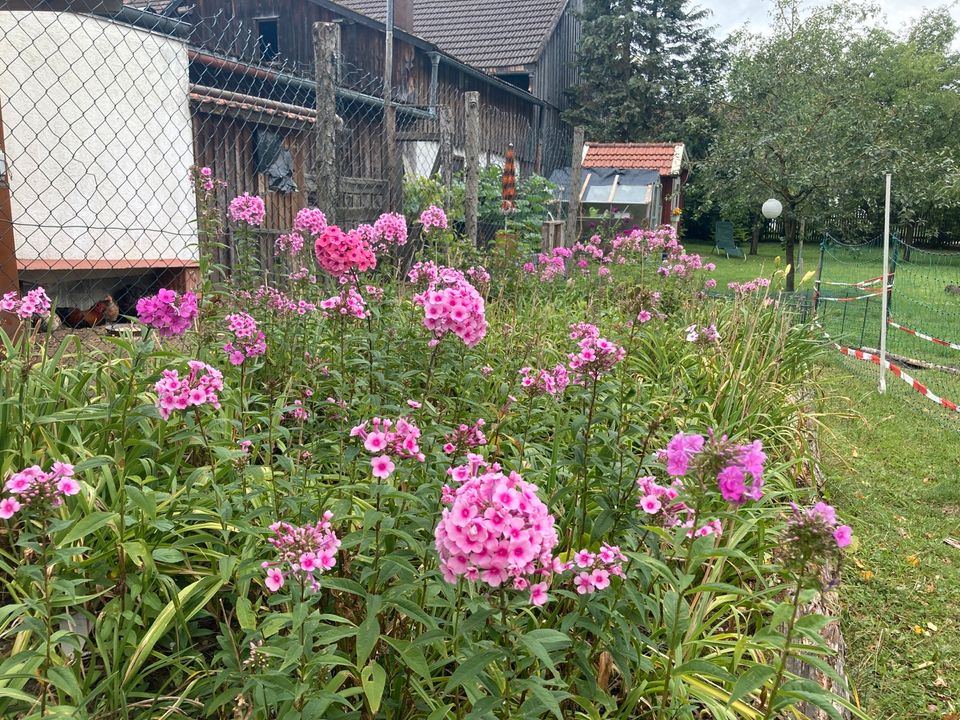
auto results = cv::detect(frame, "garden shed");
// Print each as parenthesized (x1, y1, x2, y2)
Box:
(549, 166, 662, 229)
(582, 142, 688, 227)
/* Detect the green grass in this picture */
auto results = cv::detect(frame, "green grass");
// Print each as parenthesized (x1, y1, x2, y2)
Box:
(819, 358, 960, 720)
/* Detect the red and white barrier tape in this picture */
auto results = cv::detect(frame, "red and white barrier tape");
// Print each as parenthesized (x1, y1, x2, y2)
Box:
(818, 286, 891, 302)
(836, 344, 959, 412)
(887, 319, 960, 352)
(820, 273, 894, 289)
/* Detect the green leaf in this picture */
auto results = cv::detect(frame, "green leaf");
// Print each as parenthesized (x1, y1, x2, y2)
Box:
(236, 597, 257, 631)
(360, 661, 386, 714)
(122, 576, 224, 686)
(356, 612, 380, 668)
(444, 650, 503, 692)
(727, 665, 776, 707)
(58, 511, 118, 545)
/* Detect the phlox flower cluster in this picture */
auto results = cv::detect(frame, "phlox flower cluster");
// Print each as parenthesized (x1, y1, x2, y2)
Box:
(662, 430, 767, 506)
(465, 265, 491, 288)
(419, 205, 448, 232)
(567, 323, 626, 383)
(658, 252, 715, 278)
(778, 502, 852, 586)
(351, 416, 425, 479)
(320, 285, 368, 320)
(413, 272, 487, 347)
(611, 225, 682, 263)
(136, 289, 198, 337)
(1, 287, 52, 320)
(372, 212, 409, 251)
(1, 462, 80, 520)
(523, 247, 570, 281)
(434, 466, 559, 606)
(293, 207, 328, 238)
(685, 323, 720, 345)
(288, 267, 317, 283)
(443, 419, 487, 455)
(192, 166, 217, 193)
(287, 399, 310, 421)
(314, 225, 377, 277)
(407, 261, 462, 286)
(571, 239, 609, 273)
(241, 285, 316, 316)
(262, 512, 340, 593)
(275, 231, 305, 257)
(635, 474, 723, 538)
(728, 277, 772, 295)
(569, 544, 626, 595)
(154, 360, 224, 420)
(519, 364, 570, 397)
(228, 193, 266, 227)
(222, 312, 267, 365)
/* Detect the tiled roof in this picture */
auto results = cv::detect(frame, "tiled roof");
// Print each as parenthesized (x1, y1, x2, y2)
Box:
(583, 142, 686, 176)
(338, 0, 569, 69)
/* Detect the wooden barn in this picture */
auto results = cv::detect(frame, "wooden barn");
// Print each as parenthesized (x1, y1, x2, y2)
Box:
(339, 0, 582, 148)
(123, 0, 546, 237)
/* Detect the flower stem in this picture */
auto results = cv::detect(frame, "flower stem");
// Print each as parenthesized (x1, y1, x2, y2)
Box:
(761, 579, 804, 720)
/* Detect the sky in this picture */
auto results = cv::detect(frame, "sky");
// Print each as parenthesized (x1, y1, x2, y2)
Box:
(701, 0, 960, 41)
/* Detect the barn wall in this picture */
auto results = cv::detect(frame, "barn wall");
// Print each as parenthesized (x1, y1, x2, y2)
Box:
(0, 12, 198, 265)
(532, 0, 580, 132)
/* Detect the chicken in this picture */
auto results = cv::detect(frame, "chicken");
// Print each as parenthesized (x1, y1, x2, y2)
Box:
(54, 295, 120, 329)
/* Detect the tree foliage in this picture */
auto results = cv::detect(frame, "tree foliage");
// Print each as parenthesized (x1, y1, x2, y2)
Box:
(566, 0, 726, 156)
(698, 0, 960, 288)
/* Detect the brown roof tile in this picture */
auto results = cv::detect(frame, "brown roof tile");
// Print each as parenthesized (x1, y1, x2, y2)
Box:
(583, 142, 686, 176)
(338, 0, 568, 69)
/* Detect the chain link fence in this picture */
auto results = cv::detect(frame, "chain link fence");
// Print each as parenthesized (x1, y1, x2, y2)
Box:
(0, 6, 573, 336)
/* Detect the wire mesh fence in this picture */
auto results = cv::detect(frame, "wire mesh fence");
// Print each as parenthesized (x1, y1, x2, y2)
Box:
(0, 6, 572, 338)
(817, 232, 960, 422)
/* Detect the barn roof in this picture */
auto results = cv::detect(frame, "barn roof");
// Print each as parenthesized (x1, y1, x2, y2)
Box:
(583, 142, 687, 176)
(338, 0, 569, 69)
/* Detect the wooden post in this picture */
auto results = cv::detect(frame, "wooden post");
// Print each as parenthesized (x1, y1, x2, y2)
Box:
(0, 96, 20, 336)
(438, 104, 453, 206)
(383, 0, 401, 212)
(464, 91, 480, 247)
(313, 22, 339, 224)
(565, 126, 585, 247)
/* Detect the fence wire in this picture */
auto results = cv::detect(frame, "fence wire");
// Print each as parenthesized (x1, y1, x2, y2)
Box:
(0, 6, 571, 339)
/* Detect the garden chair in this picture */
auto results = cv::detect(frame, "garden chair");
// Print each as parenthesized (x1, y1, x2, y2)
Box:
(714, 221, 745, 259)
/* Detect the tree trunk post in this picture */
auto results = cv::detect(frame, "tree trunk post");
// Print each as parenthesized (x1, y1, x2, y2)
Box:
(0, 96, 19, 337)
(750, 216, 760, 256)
(313, 21, 340, 224)
(565, 126, 585, 247)
(439, 104, 453, 207)
(464, 91, 480, 247)
(384, 0, 401, 212)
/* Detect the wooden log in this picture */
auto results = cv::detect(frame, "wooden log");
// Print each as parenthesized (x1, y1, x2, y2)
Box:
(565, 126, 584, 247)
(464, 92, 480, 247)
(313, 22, 340, 224)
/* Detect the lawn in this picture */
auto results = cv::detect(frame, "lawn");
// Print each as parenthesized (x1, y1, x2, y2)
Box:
(819, 358, 960, 720)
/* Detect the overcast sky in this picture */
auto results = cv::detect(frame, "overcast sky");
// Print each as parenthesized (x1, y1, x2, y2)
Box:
(701, 0, 960, 41)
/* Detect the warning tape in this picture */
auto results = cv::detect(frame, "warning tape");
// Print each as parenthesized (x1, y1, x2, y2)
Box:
(887, 319, 960, 352)
(818, 286, 891, 302)
(820, 273, 894, 289)
(835, 344, 959, 412)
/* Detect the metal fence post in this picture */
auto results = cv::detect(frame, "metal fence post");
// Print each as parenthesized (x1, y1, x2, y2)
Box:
(565, 126, 585, 247)
(464, 91, 480, 247)
(313, 21, 340, 224)
(0, 98, 19, 337)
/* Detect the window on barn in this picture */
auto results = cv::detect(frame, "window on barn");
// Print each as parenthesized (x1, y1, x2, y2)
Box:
(256, 18, 279, 61)
(497, 73, 530, 92)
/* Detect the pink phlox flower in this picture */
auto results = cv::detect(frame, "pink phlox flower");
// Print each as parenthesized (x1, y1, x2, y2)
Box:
(229, 193, 266, 226)
(136, 289, 198, 337)
(154, 361, 224, 420)
(263, 515, 340, 592)
(418, 205, 448, 233)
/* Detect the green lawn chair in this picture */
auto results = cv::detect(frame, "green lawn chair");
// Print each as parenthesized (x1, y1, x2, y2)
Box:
(713, 221, 745, 259)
